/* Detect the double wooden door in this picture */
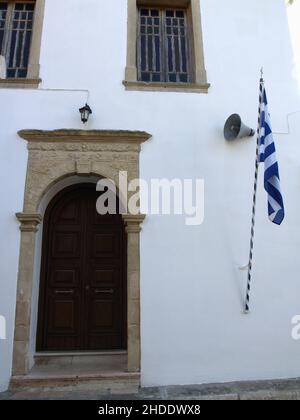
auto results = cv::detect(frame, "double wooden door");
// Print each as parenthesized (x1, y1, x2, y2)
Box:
(37, 184, 127, 351)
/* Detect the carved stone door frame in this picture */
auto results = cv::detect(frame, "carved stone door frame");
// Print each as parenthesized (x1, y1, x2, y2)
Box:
(12, 129, 151, 376)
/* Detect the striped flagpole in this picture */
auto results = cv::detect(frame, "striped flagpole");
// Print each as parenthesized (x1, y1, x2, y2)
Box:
(244, 73, 264, 314)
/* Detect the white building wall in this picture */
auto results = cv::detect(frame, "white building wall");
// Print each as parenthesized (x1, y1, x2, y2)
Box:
(1, 0, 300, 390)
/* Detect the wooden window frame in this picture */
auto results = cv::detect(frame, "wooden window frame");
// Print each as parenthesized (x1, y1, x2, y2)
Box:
(0, 0, 44, 88)
(124, 0, 210, 93)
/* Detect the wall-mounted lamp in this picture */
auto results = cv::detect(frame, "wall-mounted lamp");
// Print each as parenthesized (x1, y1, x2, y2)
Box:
(224, 114, 255, 141)
(79, 103, 92, 124)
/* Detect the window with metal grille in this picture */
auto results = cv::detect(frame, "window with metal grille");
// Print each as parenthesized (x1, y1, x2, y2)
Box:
(0, 1, 35, 78)
(137, 7, 191, 83)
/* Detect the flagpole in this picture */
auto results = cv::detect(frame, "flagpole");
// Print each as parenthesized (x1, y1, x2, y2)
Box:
(244, 71, 264, 314)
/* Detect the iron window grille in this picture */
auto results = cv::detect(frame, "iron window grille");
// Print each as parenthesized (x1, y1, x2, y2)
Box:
(0, 1, 35, 78)
(137, 7, 192, 84)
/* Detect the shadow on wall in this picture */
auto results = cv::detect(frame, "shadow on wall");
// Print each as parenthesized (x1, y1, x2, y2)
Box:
(287, 1, 300, 95)
(0, 315, 6, 340)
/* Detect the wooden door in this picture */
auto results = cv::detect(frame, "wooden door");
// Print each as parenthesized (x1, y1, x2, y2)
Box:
(37, 184, 127, 352)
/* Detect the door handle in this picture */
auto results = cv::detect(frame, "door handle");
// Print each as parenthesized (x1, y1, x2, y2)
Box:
(95, 289, 114, 294)
(55, 290, 74, 295)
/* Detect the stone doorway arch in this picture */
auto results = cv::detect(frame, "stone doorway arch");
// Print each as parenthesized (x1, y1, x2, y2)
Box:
(12, 129, 151, 376)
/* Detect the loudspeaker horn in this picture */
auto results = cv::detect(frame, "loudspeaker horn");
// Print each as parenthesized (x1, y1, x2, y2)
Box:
(224, 114, 255, 141)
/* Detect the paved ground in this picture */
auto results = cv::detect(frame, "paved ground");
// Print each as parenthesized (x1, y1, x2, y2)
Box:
(1, 378, 300, 400)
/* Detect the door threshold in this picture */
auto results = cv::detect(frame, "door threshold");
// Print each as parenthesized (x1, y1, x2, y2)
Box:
(35, 350, 127, 357)
(34, 350, 128, 369)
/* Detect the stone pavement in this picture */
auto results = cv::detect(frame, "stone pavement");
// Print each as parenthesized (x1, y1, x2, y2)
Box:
(1, 378, 300, 400)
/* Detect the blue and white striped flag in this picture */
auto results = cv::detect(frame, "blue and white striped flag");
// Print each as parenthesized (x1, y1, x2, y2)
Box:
(258, 84, 285, 225)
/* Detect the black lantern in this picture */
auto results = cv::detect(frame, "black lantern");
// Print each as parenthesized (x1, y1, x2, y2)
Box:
(79, 103, 92, 124)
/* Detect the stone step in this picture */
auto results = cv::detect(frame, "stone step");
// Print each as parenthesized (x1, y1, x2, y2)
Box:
(10, 372, 140, 394)
(11, 352, 138, 394)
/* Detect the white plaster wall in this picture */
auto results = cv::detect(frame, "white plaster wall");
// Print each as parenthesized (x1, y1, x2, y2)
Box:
(0, 0, 300, 390)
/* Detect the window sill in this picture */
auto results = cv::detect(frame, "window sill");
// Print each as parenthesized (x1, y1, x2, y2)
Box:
(123, 80, 210, 94)
(0, 78, 41, 89)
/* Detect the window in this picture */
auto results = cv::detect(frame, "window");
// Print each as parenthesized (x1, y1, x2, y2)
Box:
(0, 1, 35, 78)
(138, 8, 191, 83)
(0, 0, 44, 87)
(124, 0, 209, 93)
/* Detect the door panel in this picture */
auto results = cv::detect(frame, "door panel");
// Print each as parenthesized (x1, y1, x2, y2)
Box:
(52, 232, 81, 257)
(50, 268, 79, 287)
(93, 232, 119, 257)
(37, 184, 126, 352)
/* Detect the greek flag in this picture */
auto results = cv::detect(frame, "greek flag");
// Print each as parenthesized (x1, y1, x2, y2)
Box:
(259, 84, 285, 225)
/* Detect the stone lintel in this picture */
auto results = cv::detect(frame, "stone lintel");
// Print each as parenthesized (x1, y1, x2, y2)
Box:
(18, 129, 152, 145)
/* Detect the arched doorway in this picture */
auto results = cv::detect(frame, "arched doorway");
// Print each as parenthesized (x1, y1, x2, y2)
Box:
(36, 184, 127, 352)
(13, 129, 149, 375)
